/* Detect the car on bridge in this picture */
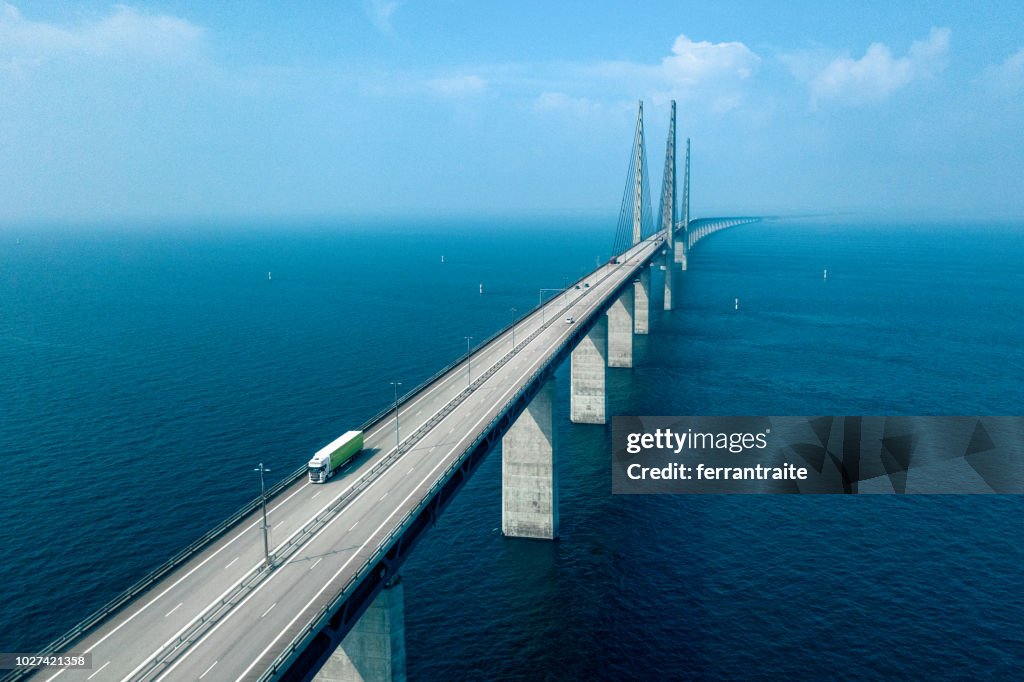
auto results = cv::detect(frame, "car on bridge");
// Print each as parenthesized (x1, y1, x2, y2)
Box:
(565, 317, 575, 324)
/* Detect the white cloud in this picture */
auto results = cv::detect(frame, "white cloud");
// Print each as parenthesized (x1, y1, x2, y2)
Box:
(711, 94, 743, 114)
(555, 34, 759, 116)
(0, 2, 204, 67)
(981, 48, 1024, 95)
(583, 34, 759, 93)
(426, 74, 487, 96)
(661, 34, 760, 86)
(809, 27, 950, 107)
(365, 0, 400, 33)
(532, 92, 602, 116)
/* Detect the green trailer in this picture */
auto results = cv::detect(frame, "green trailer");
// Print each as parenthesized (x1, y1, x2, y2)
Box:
(307, 430, 364, 483)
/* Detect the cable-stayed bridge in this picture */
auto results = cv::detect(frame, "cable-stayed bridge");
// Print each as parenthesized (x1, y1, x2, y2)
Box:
(14, 101, 758, 682)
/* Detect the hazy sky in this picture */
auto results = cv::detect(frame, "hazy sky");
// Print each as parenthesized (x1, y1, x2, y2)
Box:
(1, 1, 1022, 223)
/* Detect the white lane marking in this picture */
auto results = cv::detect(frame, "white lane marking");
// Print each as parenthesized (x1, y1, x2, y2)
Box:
(46, 479, 314, 681)
(198, 661, 218, 679)
(164, 603, 183, 618)
(311, 491, 321, 499)
(232, 376, 536, 682)
(379, 492, 388, 501)
(152, 352, 570, 682)
(309, 558, 322, 571)
(86, 661, 109, 680)
(127, 240, 657, 682)
(232, 286, 655, 678)
(160, 245, 657, 681)
(224, 557, 239, 570)
(155, 465, 408, 680)
(77, 252, 615, 682)
(120, 468, 387, 682)
(349, 521, 359, 531)
(261, 602, 277, 619)
(125, 359, 567, 682)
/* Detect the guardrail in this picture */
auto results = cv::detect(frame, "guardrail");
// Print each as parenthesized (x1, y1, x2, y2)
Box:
(2, 241, 606, 682)
(258, 237, 660, 680)
(258, 320, 578, 681)
(132, 279, 583, 679)
(3, 233, 663, 682)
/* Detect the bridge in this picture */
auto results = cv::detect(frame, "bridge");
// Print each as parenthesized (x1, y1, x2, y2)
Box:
(15, 101, 758, 682)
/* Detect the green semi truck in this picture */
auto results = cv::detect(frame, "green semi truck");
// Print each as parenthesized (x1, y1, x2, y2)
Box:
(307, 430, 363, 483)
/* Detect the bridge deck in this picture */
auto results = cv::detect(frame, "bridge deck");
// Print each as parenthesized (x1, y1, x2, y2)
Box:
(38, 233, 665, 682)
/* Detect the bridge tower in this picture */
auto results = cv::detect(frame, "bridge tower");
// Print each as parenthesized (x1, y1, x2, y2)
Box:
(675, 138, 690, 269)
(631, 101, 651, 334)
(632, 101, 644, 246)
(661, 101, 677, 310)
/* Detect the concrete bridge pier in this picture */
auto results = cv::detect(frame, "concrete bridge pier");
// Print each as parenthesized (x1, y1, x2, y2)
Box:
(607, 289, 633, 367)
(634, 268, 650, 334)
(675, 239, 687, 270)
(315, 576, 406, 682)
(502, 380, 558, 539)
(570, 317, 607, 424)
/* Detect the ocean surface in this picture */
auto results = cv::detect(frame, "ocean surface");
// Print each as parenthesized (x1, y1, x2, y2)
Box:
(1, 218, 1022, 680)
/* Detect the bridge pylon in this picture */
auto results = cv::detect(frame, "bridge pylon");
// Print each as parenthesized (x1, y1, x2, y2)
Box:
(661, 101, 677, 310)
(632, 101, 645, 246)
(675, 137, 690, 270)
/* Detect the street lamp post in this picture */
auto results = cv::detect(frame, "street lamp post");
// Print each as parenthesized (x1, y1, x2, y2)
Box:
(464, 336, 473, 386)
(390, 380, 402, 448)
(254, 462, 272, 569)
(510, 307, 518, 348)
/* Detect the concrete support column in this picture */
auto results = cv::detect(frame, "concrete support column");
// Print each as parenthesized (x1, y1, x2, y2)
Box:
(607, 289, 633, 368)
(675, 240, 687, 270)
(570, 317, 607, 424)
(663, 249, 674, 311)
(634, 268, 650, 335)
(502, 380, 558, 539)
(315, 578, 406, 682)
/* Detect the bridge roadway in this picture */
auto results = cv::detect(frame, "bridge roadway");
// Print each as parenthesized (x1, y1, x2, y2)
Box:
(40, 232, 667, 682)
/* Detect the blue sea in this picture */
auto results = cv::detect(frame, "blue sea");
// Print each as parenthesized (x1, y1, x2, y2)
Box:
(1, 218, 1022, 679)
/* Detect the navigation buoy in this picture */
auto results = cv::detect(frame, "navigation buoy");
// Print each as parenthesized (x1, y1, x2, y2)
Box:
(479, 283, 484, 295)
(735, 298, 739, 310)
(441, 255, 445, 263)
(823, 269, 828, 280)
(268, 272, 272, 281)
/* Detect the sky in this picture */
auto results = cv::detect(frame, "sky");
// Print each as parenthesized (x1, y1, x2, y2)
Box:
(1, 1, 1023, 224)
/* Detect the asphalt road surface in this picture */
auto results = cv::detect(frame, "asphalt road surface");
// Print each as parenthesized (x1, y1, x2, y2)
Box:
(39, 234, 665, 682)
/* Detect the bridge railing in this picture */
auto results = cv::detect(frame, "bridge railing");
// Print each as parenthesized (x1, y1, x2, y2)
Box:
(13, 239, 607, 672)
(17, 230, 673, 680)
(0, 463, 310, 682)
(258, 272, 627, 679)
(16, 220, 740, 676)
(257, 229, 716, 677)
